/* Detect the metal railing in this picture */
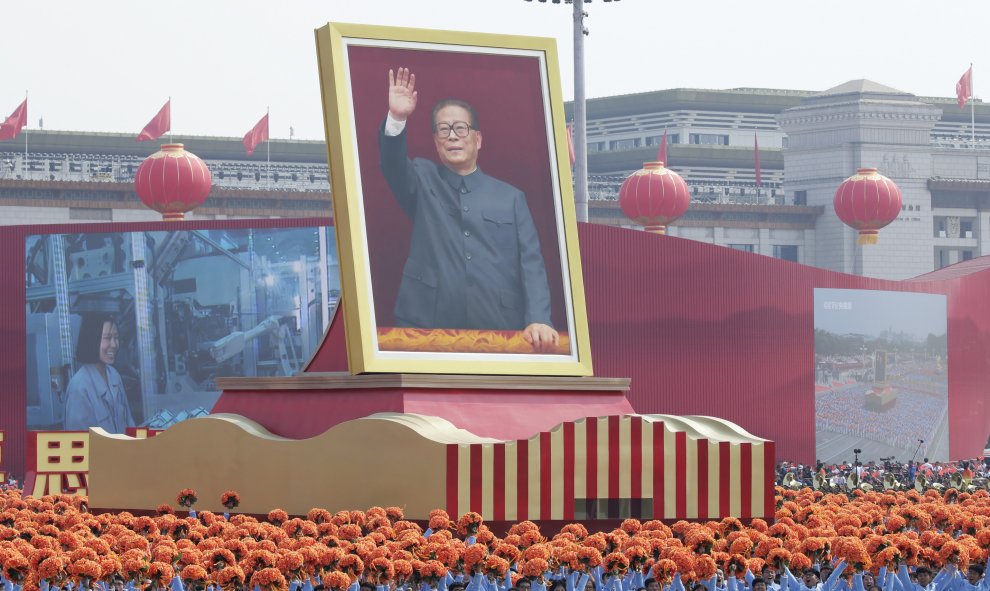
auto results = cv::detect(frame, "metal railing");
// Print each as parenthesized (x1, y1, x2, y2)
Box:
(589, 178, 786, 205)
(0, 152, 331, 193)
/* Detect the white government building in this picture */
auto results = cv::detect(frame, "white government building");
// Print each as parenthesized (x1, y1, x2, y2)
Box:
(2, 78, 989, 279)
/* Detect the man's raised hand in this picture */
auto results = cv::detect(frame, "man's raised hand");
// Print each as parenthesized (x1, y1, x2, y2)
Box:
(388, 67, 418, 122)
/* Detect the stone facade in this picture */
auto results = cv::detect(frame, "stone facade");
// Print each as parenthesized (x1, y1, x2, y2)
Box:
(778, 80, 942, 279)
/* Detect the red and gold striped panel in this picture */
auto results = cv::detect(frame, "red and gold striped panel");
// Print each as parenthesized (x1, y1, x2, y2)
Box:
(445, 414, 774, 521)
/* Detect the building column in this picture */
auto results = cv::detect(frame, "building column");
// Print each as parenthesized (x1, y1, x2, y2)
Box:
(758, 228, 772, 257)
(980, 212, 990, 256)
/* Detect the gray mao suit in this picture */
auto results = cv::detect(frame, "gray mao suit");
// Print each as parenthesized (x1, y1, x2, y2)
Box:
(378, 121, 553, 331)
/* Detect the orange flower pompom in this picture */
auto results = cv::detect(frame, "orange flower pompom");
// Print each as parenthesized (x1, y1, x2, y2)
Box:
(876, 547, 903, 569)
(417, 559, 448, 585)
(337, 554, 364, 579)
(729, 537, 754, 557)
(604, 552, 630, 576)
(148, 562, 176, 589)
(369, 557, 394, 584)
(322, 571, 351, 591)
(428, 510, 451, 532)
(694, 555, 717, 581)
(747, 558, 765, 575)
(177, 489, 198, 509)
(835, 539, 871, 570)
(69, 558, 102, 583)
(939, 541, 965, 567)
(250, 567, 288, 591)
(788, 553, 812, 572)
(220, 491, 241, 511)
(456, 512, 484, 537)
(181, 565, 209, 584)
(765, 548, 791, 570)
(463, 544, 488, 570)
(212, 566, 246, 591)
(621, 519, 642, 536)
(724, 555, 748, 578)
(483, 555, 510, 579)
(384, 558, 408, 579)
(652, 559, 678, 585)
(39, 556, 69, 584)
(276, 551, 305, 578)
(522, 558, 549, 579)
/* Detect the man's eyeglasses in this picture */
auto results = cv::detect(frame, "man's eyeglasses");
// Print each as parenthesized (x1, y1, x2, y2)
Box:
(434, 121, 475, 138)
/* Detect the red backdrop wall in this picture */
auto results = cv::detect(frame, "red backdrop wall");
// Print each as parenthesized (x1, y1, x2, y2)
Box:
(344, 45, 568, 329)
(2, 219, 989, 480)
(574, 224, 988, 465)
(309, 223, 989, 465)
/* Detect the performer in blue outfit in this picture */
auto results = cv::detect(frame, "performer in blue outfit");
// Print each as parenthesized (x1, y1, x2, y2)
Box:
(63, 313, 135, 432)
(378, 67, 559, 353)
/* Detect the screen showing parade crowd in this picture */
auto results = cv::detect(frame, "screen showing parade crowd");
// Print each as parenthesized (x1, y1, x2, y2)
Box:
(814, 288, 948, 464)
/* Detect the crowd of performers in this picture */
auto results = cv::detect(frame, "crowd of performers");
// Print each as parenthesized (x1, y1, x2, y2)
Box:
(776, 458, 990, 492)
(1, 485, 990, 591)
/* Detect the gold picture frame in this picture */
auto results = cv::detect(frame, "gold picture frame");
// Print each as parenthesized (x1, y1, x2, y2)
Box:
(315, 22, 592, 376)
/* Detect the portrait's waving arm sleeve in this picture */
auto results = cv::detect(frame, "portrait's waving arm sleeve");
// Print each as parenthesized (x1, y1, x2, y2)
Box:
(378, 117, 421, 218)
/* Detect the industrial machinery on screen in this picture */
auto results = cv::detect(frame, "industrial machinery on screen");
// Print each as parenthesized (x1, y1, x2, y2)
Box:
(24, 227, 339, 431)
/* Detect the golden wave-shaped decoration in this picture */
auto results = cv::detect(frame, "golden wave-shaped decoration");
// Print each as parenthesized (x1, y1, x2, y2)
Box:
(88, 413, 767, 519)
(377, 327, 570, 355)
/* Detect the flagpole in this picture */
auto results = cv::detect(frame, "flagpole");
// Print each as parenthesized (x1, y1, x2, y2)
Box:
(23, 90, 28, 177)
(971, 63, 976, 148)
(266, 106, 271, 189)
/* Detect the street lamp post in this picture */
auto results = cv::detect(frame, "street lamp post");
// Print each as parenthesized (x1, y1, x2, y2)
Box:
(524, 0, 620, 223)
(572, 0, 588, 223)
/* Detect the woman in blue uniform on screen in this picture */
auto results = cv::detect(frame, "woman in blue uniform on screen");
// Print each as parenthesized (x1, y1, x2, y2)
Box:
(63, 313, 135, 432)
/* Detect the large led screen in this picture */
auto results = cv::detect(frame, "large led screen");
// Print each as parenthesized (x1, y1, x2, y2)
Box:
(25, 227, 340, 432)
(814, 288, 948, 464)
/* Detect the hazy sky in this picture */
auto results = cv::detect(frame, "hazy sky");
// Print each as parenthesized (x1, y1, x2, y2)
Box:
(814, 289, 947, 339)
(3, 0, 987, 141)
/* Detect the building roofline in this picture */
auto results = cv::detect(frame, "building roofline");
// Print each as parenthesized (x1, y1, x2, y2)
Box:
(589, 144, 782, 173)
(0, 129, 328, 163)
(908, 255, 990, 281)
(566, 87, 816, 120)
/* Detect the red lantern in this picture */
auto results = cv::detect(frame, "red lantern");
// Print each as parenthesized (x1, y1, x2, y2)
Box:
(618, 161, 690, 234)
(134, 144, 212, 221)
(833, 168, 902, 245)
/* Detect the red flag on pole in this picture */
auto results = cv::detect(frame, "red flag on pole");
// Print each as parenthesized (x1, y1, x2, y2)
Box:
(0, 99, 28, 141)
(754, 133, 762, 187)
(658, 129, 668, 165)
(957, 66, 973, 109)
(565, 123, 575, 166)
(244, 113, 269, 156)
(137, 100, 171, 142)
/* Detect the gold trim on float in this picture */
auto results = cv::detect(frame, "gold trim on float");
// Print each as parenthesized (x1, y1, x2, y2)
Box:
(314, 22, 593, 377)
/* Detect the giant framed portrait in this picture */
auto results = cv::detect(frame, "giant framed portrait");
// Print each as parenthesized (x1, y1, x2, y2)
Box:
(315, 22, 592, 376)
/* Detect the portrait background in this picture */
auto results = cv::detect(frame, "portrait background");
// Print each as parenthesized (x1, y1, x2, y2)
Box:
(346, 44, 568, 331)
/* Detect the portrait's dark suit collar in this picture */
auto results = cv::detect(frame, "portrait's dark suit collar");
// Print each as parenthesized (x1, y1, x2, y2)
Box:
(439, 165, 485, 194)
